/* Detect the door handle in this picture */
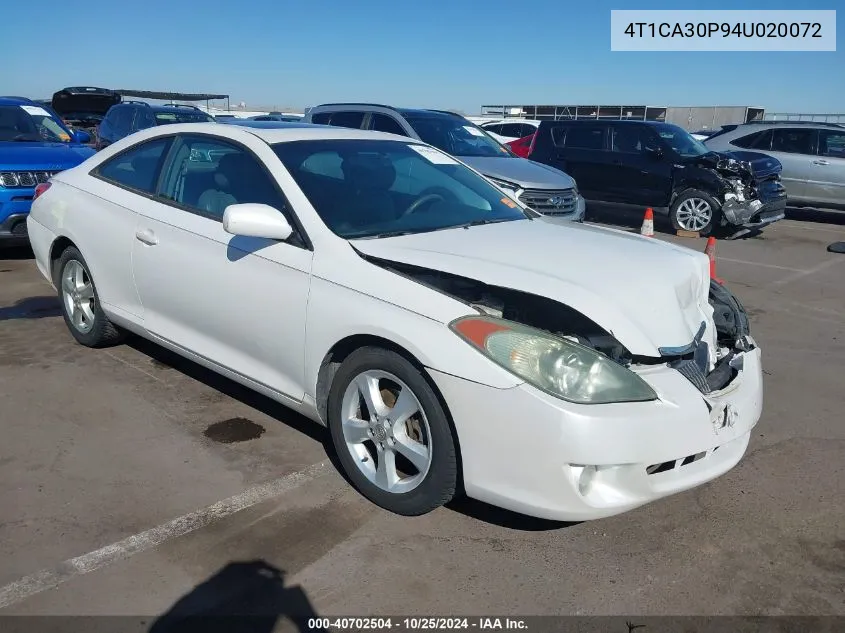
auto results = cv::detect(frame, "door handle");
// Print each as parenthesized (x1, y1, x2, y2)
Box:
(813, 159, 830, 165)
(135, 228, 158, 246)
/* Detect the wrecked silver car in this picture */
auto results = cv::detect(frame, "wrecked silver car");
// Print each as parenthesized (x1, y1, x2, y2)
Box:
(526, 120, 788, 236)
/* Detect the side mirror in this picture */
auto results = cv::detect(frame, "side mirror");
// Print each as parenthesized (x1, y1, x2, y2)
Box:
(644, 146, 663, 160)
(73, 130, 92, 144)
(222, 203, 293, 241)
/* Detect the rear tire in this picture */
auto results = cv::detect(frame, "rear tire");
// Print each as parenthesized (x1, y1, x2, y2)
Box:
(670, 189, 721, 236)
(56, 246, 124, 348)
(327, 347, 457, 516)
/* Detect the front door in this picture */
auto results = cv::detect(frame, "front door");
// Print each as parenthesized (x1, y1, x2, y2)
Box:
(605, 124, 673, 207)
(806, 128, 845, 207)
(131, 133, 313, 401)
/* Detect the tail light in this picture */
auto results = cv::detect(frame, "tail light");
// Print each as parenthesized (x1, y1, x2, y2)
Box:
(33, 182, 51, 200)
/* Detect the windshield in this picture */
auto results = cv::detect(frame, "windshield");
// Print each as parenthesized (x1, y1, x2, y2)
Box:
(403, 115, 512, 158)
(155, 111, 215, 125)
(273, 139, 528, 239)
(654, 123, 710, 157)
(0, 104, 73, 143)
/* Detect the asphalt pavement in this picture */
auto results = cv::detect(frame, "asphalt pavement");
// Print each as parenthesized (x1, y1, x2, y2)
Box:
(1, 211, 843, 625)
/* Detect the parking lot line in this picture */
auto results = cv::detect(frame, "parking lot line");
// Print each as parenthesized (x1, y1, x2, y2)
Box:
(767, 257, 845, 289)
(102, 349, 166, 384)
(718, 257, 804, 272)
(0, 460, 329, 611)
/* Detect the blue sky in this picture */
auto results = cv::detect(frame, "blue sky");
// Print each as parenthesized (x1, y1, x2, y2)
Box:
(4, 0, 841, 114)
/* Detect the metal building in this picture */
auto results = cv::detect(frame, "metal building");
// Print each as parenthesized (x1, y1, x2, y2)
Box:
(479, 104, 765, 131)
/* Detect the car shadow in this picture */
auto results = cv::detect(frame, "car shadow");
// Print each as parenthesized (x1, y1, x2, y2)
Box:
(0, 295, 62, 321)
(786, 206, 845, 226)
(148, 560, 327, 633)
(446, 496, 581, 532)
(0, 244, 34, 260)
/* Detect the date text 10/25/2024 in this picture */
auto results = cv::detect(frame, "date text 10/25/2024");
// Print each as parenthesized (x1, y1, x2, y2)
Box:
(307, 618, 528, 631)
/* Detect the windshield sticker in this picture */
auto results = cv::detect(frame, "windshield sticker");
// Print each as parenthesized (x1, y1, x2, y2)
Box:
(20, 105, 52, 118)
(408, 144, 459, 165)
(500, 197, 518, 208)
(463, 125, 485, 137)
(58, 132, 71, 141)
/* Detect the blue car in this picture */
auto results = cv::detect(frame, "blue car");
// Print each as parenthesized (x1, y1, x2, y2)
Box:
(0, 97, 95, 244)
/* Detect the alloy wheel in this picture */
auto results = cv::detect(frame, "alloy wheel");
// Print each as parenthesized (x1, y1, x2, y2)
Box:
(62, 260, 96, 334)
(340, 370, 433, 494)
(676, 197, 713, 232)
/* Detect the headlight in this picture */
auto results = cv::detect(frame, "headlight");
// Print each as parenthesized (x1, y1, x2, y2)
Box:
(450, 316, 658, 404)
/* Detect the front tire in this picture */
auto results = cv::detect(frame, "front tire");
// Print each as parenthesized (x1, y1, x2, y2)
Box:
(56, 246, 124, 348)
(327, 347, 458, 516)
(670, 189, 720, 236)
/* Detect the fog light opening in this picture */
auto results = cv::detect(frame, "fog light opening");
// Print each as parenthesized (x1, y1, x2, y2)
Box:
(576, 465, 597, 496)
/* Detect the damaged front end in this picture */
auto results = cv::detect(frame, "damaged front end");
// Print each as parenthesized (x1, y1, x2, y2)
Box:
(661, 279, 754, 396)
(694, 151, 787, 228)
(364, 255, 755, 399)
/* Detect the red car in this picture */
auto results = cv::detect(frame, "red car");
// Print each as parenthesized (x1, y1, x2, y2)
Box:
(506, 133, 535, 158)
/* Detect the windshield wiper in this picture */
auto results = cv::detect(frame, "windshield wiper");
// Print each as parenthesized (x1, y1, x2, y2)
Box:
(457, 218, 517, 229)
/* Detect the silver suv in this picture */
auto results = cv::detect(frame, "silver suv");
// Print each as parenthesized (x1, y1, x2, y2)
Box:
(704, 121, 845, 211)
(304, 104, 585, 220)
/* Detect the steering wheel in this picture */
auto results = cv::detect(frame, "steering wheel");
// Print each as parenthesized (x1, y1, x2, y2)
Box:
(401, 193, 445, 217)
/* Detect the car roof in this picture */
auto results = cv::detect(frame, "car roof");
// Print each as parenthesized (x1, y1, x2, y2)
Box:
(310, 103, 465, 120)
(0, 96, 36, 106)
(124, 122, 419, 145)
(218, 120, 315, 130)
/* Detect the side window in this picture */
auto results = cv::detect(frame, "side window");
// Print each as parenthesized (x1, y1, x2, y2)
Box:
(158, 135, 286, 220)
(520, 124, 537, 138)
(370, 113, 408, 136)
(550, 125, 570, 147)
(771, 128, 815, 155)
(311, 112, 331, 125)
(818, 130, 845, 158)
(499, 124, 524, 138)
(482, 123, 503, 135)
(327, 111, 366, 129)
(565, 125, 606, 150)
(732, 129, 772, 150)
(94, 137, 171, 194)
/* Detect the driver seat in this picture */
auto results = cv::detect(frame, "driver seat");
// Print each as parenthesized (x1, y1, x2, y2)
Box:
(339, 155, 397, 229)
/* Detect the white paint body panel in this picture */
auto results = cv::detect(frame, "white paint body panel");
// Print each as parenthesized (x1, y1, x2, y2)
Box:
(27, 122, 764, 521)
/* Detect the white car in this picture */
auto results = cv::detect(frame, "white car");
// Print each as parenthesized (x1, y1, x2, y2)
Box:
(27, 123, 764, 521)
(480, 119, 541, 143)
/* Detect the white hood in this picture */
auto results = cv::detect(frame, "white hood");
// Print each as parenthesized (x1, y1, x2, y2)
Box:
(352, 218, 715, 357)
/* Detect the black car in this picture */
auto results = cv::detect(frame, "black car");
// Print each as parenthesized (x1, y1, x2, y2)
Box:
(528, 120, 787, 235)
(96, 102, 215, 149)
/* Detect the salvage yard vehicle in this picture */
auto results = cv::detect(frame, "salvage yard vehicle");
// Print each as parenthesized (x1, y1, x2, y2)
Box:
(528, 120, 787, 235)
(305, 104, 585, 220)
(0, 97, 95, 244)
(28, 123, 763, 521)
(480, 119, 541, 144)
(96, 102, 216, 149)
(50, 86, 121, 145)
(704, 121, 845, 212)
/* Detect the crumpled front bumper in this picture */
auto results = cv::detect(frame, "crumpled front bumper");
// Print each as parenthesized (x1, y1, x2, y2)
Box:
(721, 179, 787, 228)
(429, 339, 763, 522)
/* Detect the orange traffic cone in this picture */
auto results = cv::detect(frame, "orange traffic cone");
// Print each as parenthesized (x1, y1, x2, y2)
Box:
(640, 208, 654, 237)
(704, 237, 724, 284)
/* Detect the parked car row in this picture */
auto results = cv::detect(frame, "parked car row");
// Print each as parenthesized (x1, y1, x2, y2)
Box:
(26, 120, 765, 521)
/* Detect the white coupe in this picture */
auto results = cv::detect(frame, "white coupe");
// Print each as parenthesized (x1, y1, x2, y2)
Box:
(27, 122, 764, 520)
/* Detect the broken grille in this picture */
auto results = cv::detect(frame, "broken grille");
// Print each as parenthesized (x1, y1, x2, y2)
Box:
(518, 188, 577, 216)
(647, 446, 719, 475)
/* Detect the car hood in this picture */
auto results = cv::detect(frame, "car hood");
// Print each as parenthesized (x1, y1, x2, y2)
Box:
(459, 156, 576, 190)
(0, 142, 95, 171)
(685, 150, 782, 181)
(352, 218, 714, 357)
